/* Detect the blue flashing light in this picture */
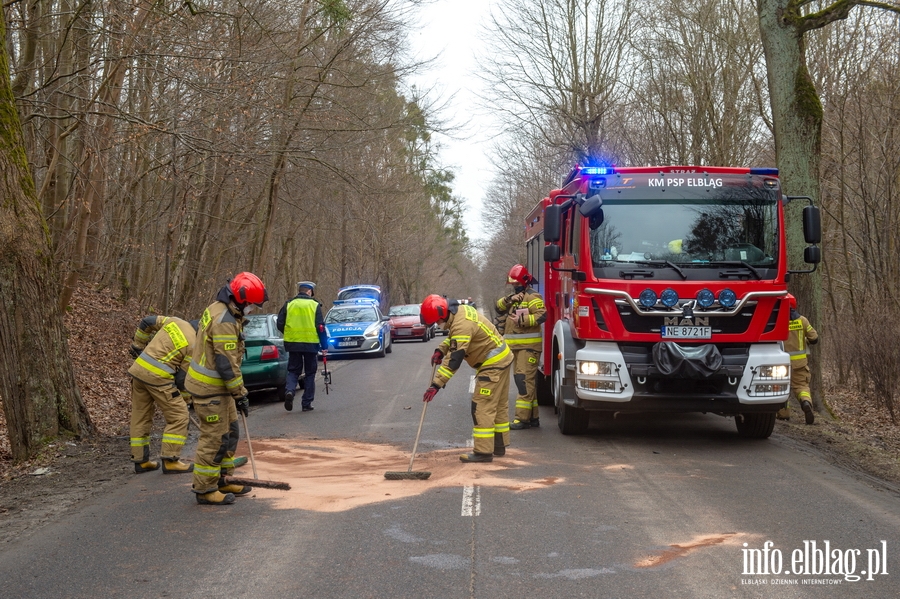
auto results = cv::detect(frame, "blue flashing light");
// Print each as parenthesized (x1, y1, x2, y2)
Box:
(696, 288, 715, 309)
(638, 288, 658, 309)
(582, 166, 615, 176)
(749, 168, 779, 176)
(660, 288, 679, 308)
(718, 288, 737, 308)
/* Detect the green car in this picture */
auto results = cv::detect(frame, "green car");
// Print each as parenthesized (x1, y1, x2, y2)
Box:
(242, 314, 288, 398)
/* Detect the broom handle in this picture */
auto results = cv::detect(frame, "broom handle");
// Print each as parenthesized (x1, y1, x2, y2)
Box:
(408, 364, 436, 472)
(240, 410, 259, 480)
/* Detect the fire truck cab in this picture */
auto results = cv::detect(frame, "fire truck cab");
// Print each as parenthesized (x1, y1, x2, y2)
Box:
(529, 165, 821, 438)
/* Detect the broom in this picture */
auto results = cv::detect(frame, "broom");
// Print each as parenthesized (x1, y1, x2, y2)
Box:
(385, 365, 435, 480)
(226, 411, 291, 490)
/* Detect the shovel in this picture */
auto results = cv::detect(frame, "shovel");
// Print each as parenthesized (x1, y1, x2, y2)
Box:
(385, 365, 435, 480)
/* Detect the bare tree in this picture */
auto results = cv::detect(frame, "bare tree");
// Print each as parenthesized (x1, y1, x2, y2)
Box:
(1, 13, 93, 460)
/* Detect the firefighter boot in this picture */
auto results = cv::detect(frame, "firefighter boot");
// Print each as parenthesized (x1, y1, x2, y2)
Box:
(196, 490, 235, 505)
(493, 432, 506, 457)
(134, 460, 160, 474)
(801, 400, 815, 425)
(161, 458, 193, 474)
(219, 477, 252, 496)
(460, 452, 493, 463)
(510, 419, 531, 430)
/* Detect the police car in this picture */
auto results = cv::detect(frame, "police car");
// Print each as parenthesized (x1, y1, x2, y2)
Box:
(323, 296, 392, 358)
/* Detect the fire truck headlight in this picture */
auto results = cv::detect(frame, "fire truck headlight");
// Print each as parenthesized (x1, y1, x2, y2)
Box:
(757, 364, 789, 379)
(639, 288, 657, 308)
(661, 288, 679, 308)
(718, 288, 737, 308)
(579, 361, 615, 376)
(696, 288, 715, 308)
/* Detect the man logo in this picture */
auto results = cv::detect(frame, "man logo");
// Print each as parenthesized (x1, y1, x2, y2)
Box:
(664, 316, 710, 326)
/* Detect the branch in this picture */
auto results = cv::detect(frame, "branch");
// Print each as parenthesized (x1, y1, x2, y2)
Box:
(799, 0, 900, 33)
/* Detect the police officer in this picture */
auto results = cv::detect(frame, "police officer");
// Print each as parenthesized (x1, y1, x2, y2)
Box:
(779, 294, 819, 425)
(277, 281, 328, 412)
(185, 272, 268, 505)
(421, 295, 513, 462)
(495, 264, 546, 429)
(128, 315, 196, 474)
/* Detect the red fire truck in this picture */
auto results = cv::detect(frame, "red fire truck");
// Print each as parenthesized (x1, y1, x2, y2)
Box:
(528, 165, 821, 438)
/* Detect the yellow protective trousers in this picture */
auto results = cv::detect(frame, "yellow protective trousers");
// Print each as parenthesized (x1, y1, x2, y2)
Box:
(130, 378, 189, 463)
(471, 361, 513, 455)
(191, 394, 239, 494)
(513, 348, 540, 422)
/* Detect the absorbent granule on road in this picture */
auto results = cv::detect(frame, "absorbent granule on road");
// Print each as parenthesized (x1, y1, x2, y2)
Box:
(634, 533, 749, 568)
(233, 439, 564, 512)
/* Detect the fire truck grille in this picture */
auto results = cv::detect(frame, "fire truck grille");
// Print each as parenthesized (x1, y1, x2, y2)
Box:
(613, 303, 757, 334)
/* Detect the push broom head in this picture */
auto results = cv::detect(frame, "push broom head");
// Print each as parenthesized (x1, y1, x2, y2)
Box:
(384, 470, 431, 480)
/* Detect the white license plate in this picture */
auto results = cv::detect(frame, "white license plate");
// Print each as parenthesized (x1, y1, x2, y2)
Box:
(338, 341, 358, 347)
(397, 329, 411, 336)
(661, 326, 711, 339)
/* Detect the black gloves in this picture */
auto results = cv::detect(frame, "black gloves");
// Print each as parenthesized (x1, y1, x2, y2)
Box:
(236, 395, 250, 417)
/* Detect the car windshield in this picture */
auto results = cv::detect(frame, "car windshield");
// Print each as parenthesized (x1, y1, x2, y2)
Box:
(388, 305, 419, 317)
(589, 193, 778, 268)
(243, 315, 273, 338)
(326, 307, 378, 324)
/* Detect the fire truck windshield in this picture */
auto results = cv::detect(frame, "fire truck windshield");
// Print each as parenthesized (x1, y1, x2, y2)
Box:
(588, 194, 779, 275)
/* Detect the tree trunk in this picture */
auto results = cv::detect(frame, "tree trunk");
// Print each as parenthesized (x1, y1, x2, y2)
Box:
(0, 16, 94, 460)
(757, 0, 824, 410)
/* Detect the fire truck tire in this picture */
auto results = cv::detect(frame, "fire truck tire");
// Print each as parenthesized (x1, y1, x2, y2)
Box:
(734, 412, 776, 439)
(557, 401, 589, 435)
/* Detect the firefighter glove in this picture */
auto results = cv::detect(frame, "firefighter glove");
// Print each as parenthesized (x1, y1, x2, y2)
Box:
(423, 385, 439, 403)
(431, 348, 444, 365)
(236, 395, 250, 417)
(510, 292, 525, 303)
(129, 344, 141, 359)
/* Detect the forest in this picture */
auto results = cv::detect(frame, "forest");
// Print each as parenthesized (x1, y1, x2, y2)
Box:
(2, 0, 899, 459)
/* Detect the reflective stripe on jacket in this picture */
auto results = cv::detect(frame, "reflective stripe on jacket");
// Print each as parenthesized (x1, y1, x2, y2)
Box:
(185, 298, 246, 399)
(433, 304, 512, 388)
(495, 287, 545, 350)
(128, 318, 196, 387)
(784, 315, 818, 369)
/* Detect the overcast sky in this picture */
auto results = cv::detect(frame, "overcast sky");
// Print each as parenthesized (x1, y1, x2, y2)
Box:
(407, 0, 498, 243)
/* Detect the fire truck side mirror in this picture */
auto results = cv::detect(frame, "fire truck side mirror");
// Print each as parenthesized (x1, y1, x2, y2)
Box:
(802, 205, 821, 244)
(544, 244, 561, 263)
(804, 245, 821, 265)
(544, 205, 562, 242)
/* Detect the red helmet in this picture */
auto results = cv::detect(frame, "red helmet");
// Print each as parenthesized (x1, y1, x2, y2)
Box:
(507, 264, 531, 285)
(786, 293, 797, 310)
(420, 294, 450, 325)
(229, 272, 268, 306)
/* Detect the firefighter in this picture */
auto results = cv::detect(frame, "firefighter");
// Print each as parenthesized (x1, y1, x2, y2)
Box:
(277, 281, 328, 412)
(421, 294, 513, 462)
(495, 264, 546, 430)
(779, 294, 819, 425)
(185, 272, 268, 505)
(128, 315, 197, 474)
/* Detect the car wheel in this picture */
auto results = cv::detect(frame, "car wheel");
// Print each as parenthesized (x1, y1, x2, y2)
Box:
(386, 337, 392, 354)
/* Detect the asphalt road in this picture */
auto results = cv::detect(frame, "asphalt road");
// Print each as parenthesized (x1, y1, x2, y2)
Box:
(2, 340, 899, 598)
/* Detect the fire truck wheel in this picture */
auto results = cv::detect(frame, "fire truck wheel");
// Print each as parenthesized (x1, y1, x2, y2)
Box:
(734, 412, 776, 439)
(557, 401, 589, 435)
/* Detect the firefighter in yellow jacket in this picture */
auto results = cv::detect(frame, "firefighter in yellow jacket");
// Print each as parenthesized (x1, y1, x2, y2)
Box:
(496, 264, 546, 429)
(128, 315, 197, 474)
(185, 272, 268, 505)
(421, 295, 513, 462)
(779, 294, 819, 425)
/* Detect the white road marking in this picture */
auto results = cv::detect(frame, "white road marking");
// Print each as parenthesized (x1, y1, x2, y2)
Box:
(461, 485, 481, 517)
